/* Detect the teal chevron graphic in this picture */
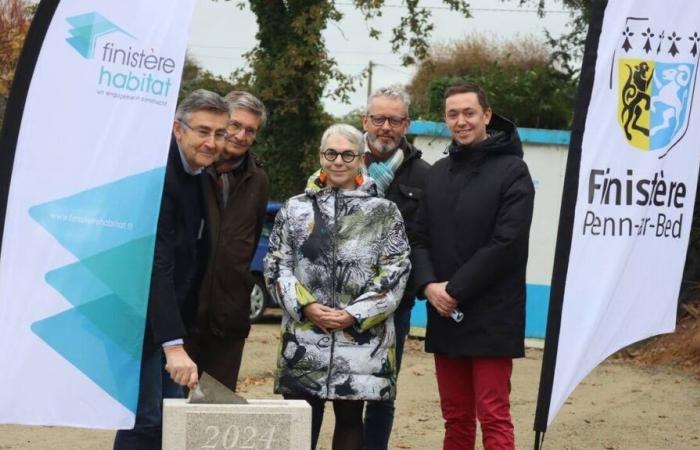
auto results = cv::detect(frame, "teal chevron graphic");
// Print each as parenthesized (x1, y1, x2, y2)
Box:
(29, 168, 166, 413)
(66, 12, 135, 59)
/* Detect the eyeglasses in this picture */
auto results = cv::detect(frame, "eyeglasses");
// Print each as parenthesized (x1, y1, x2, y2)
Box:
(321, 149, 362, 163)
(227, 120, 258, 140)
(368, 114, 407, 128)
(179, 121, 228, 142)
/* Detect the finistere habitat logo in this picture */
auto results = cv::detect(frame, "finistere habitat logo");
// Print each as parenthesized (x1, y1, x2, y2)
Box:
(612, 16, 700, 158)
(65, 12, 176, 99)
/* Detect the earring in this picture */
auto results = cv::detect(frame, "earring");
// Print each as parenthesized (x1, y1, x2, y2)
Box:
(354, 172, 364, 186)
(319, 169, 327, 184)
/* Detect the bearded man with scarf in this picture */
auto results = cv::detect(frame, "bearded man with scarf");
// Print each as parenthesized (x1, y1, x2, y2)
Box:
(411, 83, 535, 450)
(360, 86, 430, 450)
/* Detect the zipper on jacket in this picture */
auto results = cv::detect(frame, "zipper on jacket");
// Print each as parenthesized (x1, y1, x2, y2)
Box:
(325, 187, 339, 397)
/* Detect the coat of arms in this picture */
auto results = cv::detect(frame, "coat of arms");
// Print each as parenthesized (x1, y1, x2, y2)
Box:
(613, 18, 700, 157)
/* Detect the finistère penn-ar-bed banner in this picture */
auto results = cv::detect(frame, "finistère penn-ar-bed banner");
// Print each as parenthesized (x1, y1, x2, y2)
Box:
(0, 0, 196, 429)
(535, 0, 700, 441)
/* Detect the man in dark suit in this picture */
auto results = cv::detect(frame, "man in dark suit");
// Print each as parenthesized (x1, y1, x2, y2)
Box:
(113, 89, 229, 450)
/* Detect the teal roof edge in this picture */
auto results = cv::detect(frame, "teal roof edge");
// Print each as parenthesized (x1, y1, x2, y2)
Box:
(408, 120, 571, 145)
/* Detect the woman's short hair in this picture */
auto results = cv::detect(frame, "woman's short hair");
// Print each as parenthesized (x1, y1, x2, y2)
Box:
(319, 124, 364, 153)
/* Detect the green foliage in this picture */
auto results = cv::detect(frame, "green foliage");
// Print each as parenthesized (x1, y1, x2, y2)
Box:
(408, 36, 577, 130)
(544, 0, 591, 79)
(0, 0, 33, 129)
(178, 55, 239, 101)
(214, 0, 588, 199)
(221, 0, 472, 201)
(335, 108, 364, 130)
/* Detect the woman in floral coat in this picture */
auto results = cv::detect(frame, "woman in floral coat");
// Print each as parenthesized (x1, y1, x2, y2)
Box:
(264, 123, 411, 450)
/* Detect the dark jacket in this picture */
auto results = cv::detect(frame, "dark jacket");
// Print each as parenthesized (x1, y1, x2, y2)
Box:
(148, 140, 209, 344)
(197, 153, 269, 338)
(378, 139, 431, 311)
(411, 115, 535, 358)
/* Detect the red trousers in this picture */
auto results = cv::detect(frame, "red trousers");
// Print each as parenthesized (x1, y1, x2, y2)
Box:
(434, 354, 514, 450)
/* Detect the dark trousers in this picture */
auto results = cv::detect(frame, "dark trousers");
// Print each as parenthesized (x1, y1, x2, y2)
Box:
(185, 332, 245, 391)
(285, 394, 365, 450)
(434, 355, 514, 450)
(363, 307, 411, 450)
(113, 338, 183, 450)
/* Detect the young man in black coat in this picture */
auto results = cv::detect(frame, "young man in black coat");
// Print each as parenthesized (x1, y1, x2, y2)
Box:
(361, 86, 430, 450)
(411, 83, 535, 450)
(114, 90, 229, 450)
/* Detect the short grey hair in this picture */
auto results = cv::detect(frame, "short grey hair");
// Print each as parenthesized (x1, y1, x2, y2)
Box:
(224, 91, 268, 128)
(366, 85, 411, 115)
(175, 89, 229, 122)
(320, 124, 364, 153)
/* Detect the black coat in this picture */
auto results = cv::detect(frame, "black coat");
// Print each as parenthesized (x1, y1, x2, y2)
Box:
(147, 140, 209, 344)
(411, 115, 535, 358)
(382, 140, 431, 311)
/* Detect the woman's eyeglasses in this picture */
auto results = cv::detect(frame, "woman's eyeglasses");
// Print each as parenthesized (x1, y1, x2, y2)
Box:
(321, 149, 362, 163)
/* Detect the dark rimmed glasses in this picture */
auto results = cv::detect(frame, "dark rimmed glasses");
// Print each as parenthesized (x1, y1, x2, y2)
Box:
(321, 149, 362, 163)
(368, 114, 407, 128)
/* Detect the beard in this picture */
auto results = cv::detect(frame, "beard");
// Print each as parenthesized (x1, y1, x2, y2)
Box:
(367, 132, 401, 154)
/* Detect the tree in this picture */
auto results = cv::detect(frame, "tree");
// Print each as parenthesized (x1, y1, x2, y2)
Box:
(543, 0, 592, 79)
(178, 54, 239, 101)
(407, 35, 577, 129)
(498, 0, 591, 79)
(223, 0, 595, 199)
(224, 0, 472, 200)
(0, 0, 33, 128)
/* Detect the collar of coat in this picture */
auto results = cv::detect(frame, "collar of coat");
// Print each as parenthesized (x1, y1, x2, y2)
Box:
(304, 168, 379, 199)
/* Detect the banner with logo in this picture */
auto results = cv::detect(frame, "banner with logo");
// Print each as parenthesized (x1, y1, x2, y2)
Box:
(0, 0, 196, 428)
(534, 0, 700, 439)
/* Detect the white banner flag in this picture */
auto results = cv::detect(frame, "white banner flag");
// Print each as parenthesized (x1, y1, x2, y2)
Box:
(536, 0, 700, 430)
(0, 0, 196, 428)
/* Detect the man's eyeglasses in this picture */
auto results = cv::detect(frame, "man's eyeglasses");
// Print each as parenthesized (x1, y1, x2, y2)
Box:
(321, 149, 362, 163)
(179, 121, 227, 142)
(227, 120, 258, 140)
(368, 114, 407, 128)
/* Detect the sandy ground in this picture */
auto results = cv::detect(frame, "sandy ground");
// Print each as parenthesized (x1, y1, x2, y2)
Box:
(1, 315, 699, 450)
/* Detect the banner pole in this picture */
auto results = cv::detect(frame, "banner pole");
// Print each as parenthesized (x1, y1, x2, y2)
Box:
(534, 430, 543, 450)
(532, 0, 608, 437)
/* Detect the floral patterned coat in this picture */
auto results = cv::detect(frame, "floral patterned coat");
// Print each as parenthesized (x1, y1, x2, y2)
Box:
(264, 174, 411, 401)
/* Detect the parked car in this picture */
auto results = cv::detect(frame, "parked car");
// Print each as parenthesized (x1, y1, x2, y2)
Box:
(249, 201, 282, 322)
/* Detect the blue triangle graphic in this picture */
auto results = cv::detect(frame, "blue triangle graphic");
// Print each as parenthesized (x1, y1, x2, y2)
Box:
(80, 235, 156, 313)
(65, 12, 136, 59)
(44, 235, 155, 314)
(31, 295, 143, 413)
(29, 167, 165, 260)
(30, 168, 166, 413)
(45, 262, 112, 308)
